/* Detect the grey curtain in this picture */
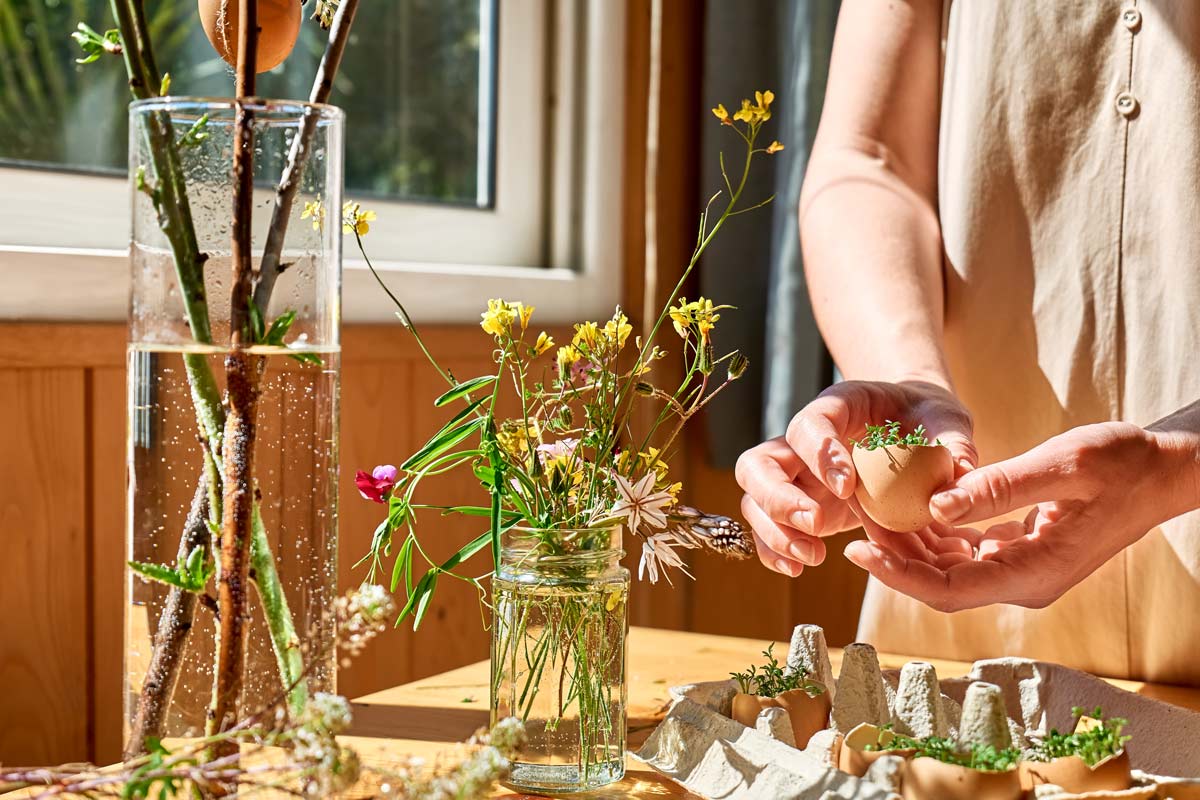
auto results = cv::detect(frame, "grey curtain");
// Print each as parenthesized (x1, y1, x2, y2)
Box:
(700, 0, 840, 467)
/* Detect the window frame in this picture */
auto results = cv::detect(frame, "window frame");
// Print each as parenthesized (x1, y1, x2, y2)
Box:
(0, 0, 625, 325)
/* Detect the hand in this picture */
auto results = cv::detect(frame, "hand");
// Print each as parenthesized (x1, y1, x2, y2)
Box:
(736, 379, 975, 577)
(844, 421, 1200, 611)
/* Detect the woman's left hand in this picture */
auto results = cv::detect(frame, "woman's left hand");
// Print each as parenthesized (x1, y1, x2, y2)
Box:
(844, 421, 1200, 612)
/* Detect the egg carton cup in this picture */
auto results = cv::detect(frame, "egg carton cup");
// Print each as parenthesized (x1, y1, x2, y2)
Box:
(633, 626, 1200, 800)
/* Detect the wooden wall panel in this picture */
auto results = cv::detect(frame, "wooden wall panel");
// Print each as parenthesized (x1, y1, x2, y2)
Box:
(90, 367, 127, 765)
(0, 369, 90, 764)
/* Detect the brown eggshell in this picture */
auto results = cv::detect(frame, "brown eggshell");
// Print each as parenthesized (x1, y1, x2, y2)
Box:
(730, 687, 831, 749)
(901, 757, 1022, 800)
(837, 722, 916, 777)
(852, 443, 953, 532)
(1018, 751, 1132, 793)
(198, 0, 301, 73)
(1153, 778, 1200, 799)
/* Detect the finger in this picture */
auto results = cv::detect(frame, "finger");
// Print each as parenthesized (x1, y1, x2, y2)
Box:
(741, 495, 827, 566)
(753, 530, 804, 577)
(846, 495, 934, 560)
(735, 439, 826, 531)
(785, 389, 864, 500)
(844, 540, 1024, 612)
(929, 443, 1079, 525)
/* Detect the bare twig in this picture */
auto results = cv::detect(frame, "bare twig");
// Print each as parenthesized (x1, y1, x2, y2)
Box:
(210, 0, 259, 761)
(123, 479, 210, 761)
(252, 0, 360, 311)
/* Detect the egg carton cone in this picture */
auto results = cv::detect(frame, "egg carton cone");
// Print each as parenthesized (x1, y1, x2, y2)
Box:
(633, 625, 1200, 799)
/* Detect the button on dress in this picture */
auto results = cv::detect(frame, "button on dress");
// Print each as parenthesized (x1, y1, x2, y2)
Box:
(856, 0, 1200, 684)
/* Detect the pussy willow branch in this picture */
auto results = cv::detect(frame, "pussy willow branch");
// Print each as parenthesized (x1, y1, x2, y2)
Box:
(253, 0, 360, 311)
(209, 0, 259, 767)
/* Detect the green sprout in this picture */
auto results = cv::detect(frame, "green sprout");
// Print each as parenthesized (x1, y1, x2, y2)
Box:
(730, 643, 825, 698)
(850, 420, 939, 450)
(1029, 706, 1130, 766)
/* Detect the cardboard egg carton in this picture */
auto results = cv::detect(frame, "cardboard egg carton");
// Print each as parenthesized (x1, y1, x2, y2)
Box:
(633, 624, 1200, 799)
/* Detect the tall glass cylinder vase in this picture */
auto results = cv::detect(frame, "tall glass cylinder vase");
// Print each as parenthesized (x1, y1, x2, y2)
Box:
(491, 527, 630, 793)
(123, 98, 343, 756)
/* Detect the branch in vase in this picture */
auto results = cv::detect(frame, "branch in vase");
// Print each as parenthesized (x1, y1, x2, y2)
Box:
(209, 0, 260, 754)
(124, 478, 210, 761)
(252, 0, 360, 312)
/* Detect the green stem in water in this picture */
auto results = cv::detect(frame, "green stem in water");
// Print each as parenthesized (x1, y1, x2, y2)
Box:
(250, 505, 308, 715)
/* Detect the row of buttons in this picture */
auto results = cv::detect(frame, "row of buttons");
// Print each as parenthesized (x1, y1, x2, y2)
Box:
(1117, 6, 1141, 118)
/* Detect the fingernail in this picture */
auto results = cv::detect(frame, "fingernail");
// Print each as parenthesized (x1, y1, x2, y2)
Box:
(790, 510, 814, 532)
(774, 558, 799, 575)
(789, 538, 815, 564)
(825, 468, 849, 497)
(931, 488, 971, 522)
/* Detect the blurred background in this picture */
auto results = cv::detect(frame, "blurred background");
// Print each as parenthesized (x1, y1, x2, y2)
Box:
(0, 0, 857, 766)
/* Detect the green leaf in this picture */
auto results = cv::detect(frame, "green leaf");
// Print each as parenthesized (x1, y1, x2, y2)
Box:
(248, 296, 265, 343)
(396, 571, 435, 624)
(401, 417, 484, 471)
(434, 375, 497, 407)
(442, 531, 492, 572)
(128, 560, 187, 591)
(178, 113, 209, 148)
(288, 351, 324, 366)
(390, 535, 415, 593)
(264, 309, 297, 345)
(413, 572, 440, 630)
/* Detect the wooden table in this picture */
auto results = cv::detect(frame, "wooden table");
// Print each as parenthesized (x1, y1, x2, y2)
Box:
(344, 626, 1200, 798)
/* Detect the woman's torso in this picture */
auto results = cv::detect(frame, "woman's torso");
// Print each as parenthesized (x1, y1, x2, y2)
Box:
(858, 0, 1200, 685)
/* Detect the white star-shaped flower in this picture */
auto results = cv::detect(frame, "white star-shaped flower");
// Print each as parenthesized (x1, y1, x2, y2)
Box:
(610, 472, 673, 536)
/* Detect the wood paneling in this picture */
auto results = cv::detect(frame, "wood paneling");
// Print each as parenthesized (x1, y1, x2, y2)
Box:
(0, 369, 90, 764)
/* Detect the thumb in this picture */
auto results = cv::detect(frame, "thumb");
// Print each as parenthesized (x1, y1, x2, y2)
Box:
(928, 444, 1073, 525)
(920, 409, 978, 478)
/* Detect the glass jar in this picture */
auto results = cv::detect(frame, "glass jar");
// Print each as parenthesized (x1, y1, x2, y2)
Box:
(123, 99, 342, 756)
(491, 526, 630, 793)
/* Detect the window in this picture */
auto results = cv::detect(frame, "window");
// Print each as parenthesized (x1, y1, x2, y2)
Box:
(0, 1, 624, 322)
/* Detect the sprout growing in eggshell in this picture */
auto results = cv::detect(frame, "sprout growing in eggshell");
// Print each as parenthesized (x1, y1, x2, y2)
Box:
(850, 420, 952, 532)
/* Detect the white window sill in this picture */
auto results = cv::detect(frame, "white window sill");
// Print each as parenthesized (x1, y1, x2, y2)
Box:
(0, 246, 621, 325)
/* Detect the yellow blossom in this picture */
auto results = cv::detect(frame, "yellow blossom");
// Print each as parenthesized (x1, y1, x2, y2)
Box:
(669, 298, 692, 338)
(518, 304, 534, 330)
(301, 199, 326, 231)
(480, 298, 519, 337)
(766, 140, 785, 154)
(341, 201, 377, 236)
(711, 103, 731, 125)
(668, 297, 726, 340)
(534, 331, 555, 355)
(556, 344, 581, 376)
(603, 310, 632, 349)
(572, 321, 602, 352)
(496, 419, 540, 458)
(733, 98, 755, 124)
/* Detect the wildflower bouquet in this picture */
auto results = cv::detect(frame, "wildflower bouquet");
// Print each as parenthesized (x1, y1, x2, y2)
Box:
(352, 90, 783, 791)
(356, 90, 785, 601)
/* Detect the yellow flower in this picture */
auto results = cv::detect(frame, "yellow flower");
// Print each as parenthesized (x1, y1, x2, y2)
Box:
(480, 298, 519, 337)
(518, 303, 534, 330)
(766, 140, 785, 154)
(603, 310, 632, 349)
(341, 201, 377, 236)
(572, 321, 602, 352)
(496, 419, 540, 458)
(534, 331, 555, 355)
(668, 297, 726, 340)
(733, 98, 755, 124)
(669, 297, 692, 338)
(711, 103, 731, 125)
(556, 344, 581, 376)
(301, 199, 326, 231)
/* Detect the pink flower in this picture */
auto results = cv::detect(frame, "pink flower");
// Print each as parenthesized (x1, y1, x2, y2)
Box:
(356, 464, 397, 503)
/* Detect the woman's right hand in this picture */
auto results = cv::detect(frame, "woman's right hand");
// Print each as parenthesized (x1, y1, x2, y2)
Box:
(735, 379, 976, 576)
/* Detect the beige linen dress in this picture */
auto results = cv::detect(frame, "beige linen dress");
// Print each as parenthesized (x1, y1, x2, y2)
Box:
(857, 0, 1200, 685)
